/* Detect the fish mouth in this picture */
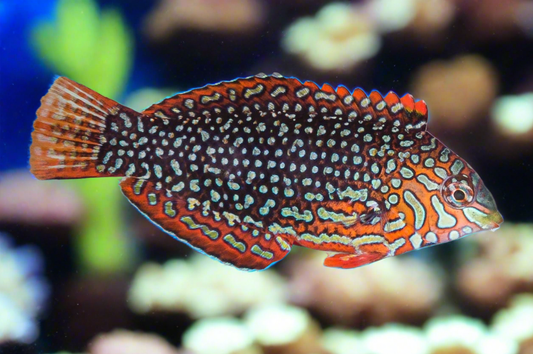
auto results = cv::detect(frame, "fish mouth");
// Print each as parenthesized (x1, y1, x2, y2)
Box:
(462, 206, 503, 232)
(472, 175, 503, 231)
(486, 210, 504, 231)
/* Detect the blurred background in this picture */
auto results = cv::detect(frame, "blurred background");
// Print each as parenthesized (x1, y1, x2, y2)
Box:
(1, 0, 533, 353)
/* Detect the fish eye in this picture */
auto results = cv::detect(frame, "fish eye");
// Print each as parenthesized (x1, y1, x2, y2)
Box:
(442, 175, 475, 208)
(453, 189, 466, 201)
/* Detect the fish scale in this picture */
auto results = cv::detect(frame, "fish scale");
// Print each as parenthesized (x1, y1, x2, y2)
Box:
(98, 75, 420, 244)
(29, 73, 503, 270)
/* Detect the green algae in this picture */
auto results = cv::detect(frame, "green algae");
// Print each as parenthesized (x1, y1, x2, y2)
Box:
(31, 0, 136, 274)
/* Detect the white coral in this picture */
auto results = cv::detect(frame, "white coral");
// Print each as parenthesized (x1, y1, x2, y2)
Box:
(0, 236, 48, 344)
(282, 2, 381, 71)
(425, 316, 517, 354)
(0, 294, 38, 344)
(288, 253, 443, 326)
(128, 254, 287, 318)
(244, 304, 311, 346)
(492, 294, 533, 345)
(361, 324, 428, 354)
(492, 93, 533, 136)
(321, 328, 365, 354)
(182, 317, 258, 354)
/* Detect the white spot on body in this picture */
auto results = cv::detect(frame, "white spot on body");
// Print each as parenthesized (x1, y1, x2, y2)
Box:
(409, 233, 423, 249)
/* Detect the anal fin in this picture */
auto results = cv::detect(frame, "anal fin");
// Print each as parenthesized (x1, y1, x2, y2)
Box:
(120, 178, 292, 270)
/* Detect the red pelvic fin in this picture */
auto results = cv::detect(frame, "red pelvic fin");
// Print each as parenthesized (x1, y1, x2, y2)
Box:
(323, 252, 387, 269)
(30, 77, 141, 180)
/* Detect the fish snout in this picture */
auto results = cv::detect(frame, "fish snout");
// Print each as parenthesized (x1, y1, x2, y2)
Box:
(475, 181, 503, 230)
(488, 211, 504, 231)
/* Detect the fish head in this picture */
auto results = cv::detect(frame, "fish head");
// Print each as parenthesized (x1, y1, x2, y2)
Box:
(383, 138, 502, 252)
(439, 167, 503, 232)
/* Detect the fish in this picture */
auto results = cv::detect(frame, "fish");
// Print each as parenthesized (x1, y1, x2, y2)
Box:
(29, 73, 503, 270)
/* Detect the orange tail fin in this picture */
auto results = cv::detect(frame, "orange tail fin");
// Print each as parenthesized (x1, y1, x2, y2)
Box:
(30, 77, 141, 180)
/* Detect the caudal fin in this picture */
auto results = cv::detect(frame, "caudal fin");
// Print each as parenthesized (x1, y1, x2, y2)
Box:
(30, 77, 140, 180)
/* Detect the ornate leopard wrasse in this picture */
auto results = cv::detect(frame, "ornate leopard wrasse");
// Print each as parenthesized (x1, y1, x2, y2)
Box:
(29, 73, 503, 270)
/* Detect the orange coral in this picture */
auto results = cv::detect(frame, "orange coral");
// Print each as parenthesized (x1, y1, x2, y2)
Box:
(282, 2, 380, 72)
(144, 0, 265, 40)
(410, 55, 498, 131)
(456, 224, 533, 315)
(287, 254, 443, 326)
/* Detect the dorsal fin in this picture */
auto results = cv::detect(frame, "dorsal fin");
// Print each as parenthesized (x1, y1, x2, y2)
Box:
(369, 91, 384, 107)
(336, 85, 351, 98)
(414, 99, 428, 116)
(321, 83, 336, 94)
(384, 91, 401, 108)
(142, 73, 428, 134)
(400, 94, 428, 131)
(401, 93, 415, 111)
